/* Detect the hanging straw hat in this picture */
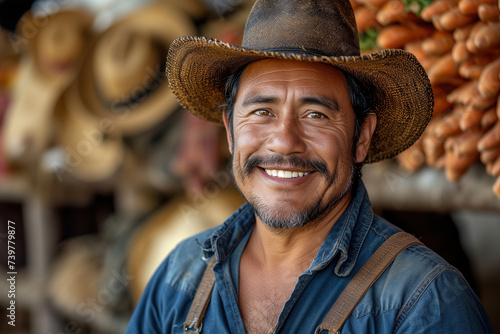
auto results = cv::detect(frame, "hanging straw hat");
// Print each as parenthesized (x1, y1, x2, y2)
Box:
(167, 0, 434, 163)
(53, 80, 125, 183)
(1, 9, 93, 165)
(161, 0, 208, 21)
(73, 1, 196, 136)
(127, 186, 245, 304)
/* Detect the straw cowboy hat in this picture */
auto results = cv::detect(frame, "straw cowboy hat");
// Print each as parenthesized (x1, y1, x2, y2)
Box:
(167, 0, 434, 163)
(48, 235, 104, 319)
(72, 1, 196, 136)
(1, 9, 94, 165)
(54, 80, 125, 183)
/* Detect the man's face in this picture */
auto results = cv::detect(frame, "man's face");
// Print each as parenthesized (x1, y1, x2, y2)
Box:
(223, 59, 368, 229)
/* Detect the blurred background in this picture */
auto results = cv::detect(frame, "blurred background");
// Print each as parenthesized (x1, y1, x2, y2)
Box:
(0, 0, 499, 333)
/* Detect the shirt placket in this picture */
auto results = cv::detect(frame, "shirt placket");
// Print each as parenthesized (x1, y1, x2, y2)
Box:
(272, 270, 317, 333)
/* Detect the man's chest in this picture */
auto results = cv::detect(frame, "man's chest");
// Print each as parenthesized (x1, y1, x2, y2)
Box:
(238, 277, 296, 334)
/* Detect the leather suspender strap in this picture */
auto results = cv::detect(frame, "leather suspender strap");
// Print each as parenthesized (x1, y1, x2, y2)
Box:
(184, 256, 217, 333)
(315, 232, 423, 334)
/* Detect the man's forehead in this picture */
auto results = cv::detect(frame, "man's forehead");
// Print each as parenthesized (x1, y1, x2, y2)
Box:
(236, 59, 350, 103)
(241, 59, 346, 81)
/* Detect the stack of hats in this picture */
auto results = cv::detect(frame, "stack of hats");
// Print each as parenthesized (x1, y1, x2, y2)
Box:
(1, 0, 198, 184)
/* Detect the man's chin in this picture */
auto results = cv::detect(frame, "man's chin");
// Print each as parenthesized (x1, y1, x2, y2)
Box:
(249, 198, 324, 230)
(247, 180, 354, 231)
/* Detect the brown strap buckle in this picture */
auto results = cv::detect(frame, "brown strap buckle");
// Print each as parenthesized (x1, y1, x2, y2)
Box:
(314, 326, 339, 334)
(184, 322, 203, 332)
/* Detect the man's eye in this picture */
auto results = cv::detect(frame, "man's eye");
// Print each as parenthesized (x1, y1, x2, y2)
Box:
(254, 110, 271, 116)
(307, 112, 325, 119)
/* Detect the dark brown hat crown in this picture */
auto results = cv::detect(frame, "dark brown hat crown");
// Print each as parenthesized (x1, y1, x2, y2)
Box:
(242, 0, 360, 57)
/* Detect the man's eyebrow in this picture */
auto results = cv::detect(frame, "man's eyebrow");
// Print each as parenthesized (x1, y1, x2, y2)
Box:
(242, 94, 278, 106)
(301, 96, 340, 111)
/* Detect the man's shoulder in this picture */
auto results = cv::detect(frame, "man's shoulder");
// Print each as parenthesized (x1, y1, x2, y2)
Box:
(345, 214, 492, 332)
(158, 226, 219, 297)
(356, 214, 468, 315)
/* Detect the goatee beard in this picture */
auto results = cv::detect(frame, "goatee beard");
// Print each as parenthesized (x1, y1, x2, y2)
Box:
(232, 153, 355, 230)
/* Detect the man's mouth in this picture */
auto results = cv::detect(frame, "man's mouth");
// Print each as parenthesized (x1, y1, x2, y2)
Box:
(264, 169, 312, 179)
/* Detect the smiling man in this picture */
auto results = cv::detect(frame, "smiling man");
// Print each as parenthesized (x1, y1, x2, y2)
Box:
(125, 0, 493, 333)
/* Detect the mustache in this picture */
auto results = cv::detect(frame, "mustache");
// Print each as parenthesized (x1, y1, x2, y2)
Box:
(244, 154, 329, 177)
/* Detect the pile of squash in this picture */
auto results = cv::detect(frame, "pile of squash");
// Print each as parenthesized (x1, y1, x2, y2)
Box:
(352, 0, 500, 197)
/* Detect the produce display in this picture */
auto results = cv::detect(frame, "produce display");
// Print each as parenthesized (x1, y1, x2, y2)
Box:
(352, 0, 500, 198)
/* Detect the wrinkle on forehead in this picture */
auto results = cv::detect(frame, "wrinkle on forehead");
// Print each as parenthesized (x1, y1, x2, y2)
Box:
(250, 67, 323, 78)
(252, 77, 330, 85)
(243, 59, 346, 88)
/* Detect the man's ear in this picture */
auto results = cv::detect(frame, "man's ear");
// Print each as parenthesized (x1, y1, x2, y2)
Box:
(355, 113, 377, 163)
(222, 111, 233, 155)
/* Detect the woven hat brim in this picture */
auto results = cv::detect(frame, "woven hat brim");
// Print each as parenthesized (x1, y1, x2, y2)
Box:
(167, 37, 434, 163)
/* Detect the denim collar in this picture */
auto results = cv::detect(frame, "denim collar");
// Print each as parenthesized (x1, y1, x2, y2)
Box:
(309, 181, 374, 276)
(200, 203, 256, 261)
(200, 180, 374, 277)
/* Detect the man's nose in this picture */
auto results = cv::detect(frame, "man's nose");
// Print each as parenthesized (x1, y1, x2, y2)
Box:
(265, 116, 307, 156)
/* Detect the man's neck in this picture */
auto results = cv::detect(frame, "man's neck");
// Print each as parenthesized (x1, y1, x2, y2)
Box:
(244, 193, 352, 274)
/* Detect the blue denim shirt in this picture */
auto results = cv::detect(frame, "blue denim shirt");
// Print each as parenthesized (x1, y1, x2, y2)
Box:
(126, 181, 493, 333)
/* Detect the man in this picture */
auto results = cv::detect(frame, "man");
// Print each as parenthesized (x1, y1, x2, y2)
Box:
(126, 0, 493, 333)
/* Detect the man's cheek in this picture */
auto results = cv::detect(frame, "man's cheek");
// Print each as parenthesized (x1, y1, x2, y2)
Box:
(238, 133, 267, 157)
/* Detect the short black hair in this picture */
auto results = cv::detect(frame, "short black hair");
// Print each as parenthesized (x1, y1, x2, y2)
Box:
(220, 62, 373, 177)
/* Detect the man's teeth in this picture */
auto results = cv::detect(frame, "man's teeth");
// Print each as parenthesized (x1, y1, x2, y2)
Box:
(264, 169, 311, 178)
